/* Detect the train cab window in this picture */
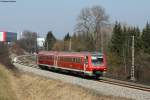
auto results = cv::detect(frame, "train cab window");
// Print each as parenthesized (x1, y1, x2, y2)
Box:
(91, 55, 103, 66)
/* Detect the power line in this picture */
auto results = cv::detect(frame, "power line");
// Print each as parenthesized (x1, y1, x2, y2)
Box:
(69, 38, 72, 51)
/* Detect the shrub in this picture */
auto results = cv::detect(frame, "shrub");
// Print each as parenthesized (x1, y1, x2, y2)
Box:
(0, 42, 14, 69)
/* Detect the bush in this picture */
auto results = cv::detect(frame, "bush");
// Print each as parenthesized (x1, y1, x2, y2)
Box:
(0, 42, 14, 69)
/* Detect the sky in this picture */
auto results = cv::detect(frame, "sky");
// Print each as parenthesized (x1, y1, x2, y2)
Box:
(0, 0, 150, 39)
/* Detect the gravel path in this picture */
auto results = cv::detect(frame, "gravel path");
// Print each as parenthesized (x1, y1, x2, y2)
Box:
(13, 63, 150, 100)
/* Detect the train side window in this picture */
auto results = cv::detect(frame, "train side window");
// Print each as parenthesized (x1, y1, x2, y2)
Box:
(73, 58, 75, 62)
(58, 56, 59, 61)
(77, 58, 80, 63)
(66, 58, 67, 62)
(66, 58, 68, 62)
(84, 56, 88, 64)
(61, 57, 63, 61)
(68, 58, 70, 62)
(76, 58, 78, 63)
(69, 58, 71, 62)
(68, 57, 70, 62)
(71, 58, 72, 62)
(64, 57, 66, 61)
(59, 57, 60, 61)
(78, 58, 80, 63)
(70, 58, 72, 62)
(64, 57, 66, 62)
(79, 58, 81, 63)
(74, 58, 76, 62)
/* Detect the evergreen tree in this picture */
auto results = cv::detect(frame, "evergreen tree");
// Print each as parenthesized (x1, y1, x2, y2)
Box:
(64, 33, 71, 41)
(63, 33, 71, 51)
(134, 27, 141, 51)
(110, 21, 124, 56)
(44, 31, 56, 50)
(141, 22, 150, 54)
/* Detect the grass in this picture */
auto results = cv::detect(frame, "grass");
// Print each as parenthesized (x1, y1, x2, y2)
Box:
(0, 64, 132, 100)
(0, 64, 17, 100)
(11, 73, 132, 100)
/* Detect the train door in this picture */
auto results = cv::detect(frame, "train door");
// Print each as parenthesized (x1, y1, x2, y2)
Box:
(84, 56, 88, 73)
(54, 55, 58, 66)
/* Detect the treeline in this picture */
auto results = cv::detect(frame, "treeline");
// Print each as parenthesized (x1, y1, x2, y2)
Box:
(107, 22, 150, 83)
(44, 23, 150, 84)
(111, 22, 150, 56)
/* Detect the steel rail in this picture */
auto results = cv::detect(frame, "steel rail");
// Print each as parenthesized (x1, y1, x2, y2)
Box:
(15, 55, 150, 92)
(99, 78, 150, 92)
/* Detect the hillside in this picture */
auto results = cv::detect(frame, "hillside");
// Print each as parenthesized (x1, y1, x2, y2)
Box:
(0, 64, 17, 100)
(0, 64, 131, 100)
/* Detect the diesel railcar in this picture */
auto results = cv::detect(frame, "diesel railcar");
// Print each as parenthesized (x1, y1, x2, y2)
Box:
(37, 51, 107, 78)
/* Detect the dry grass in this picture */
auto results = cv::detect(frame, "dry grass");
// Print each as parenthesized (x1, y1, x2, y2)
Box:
(10, 73, 132, 100)
(0, 64, 132, 100)
(0, 64, 17, 100)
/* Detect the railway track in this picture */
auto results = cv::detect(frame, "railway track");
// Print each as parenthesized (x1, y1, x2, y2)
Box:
(100, 78, 150, 92)
(15, 55, 150, 92)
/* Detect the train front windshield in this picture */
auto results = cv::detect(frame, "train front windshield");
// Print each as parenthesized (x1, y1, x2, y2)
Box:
(91, 55, 103, 66)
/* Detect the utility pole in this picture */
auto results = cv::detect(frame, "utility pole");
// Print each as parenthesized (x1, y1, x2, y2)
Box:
(131, 35, 136, 81)
(100, 27, 103, 52)
(69, 38, 72, 51)
(47, 42, 48, 51)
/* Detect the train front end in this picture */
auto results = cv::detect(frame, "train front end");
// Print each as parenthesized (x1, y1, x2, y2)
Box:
(86, 52, 107, 77)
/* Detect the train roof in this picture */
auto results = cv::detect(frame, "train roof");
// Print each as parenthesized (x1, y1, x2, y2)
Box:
(38, 51, 103, 57)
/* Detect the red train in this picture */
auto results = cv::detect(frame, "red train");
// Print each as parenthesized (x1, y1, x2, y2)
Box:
(37, 51, 107, 78)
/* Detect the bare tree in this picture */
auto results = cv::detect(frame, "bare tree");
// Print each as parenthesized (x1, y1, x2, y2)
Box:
(17, 30, 37, 53)
(75, 5, 110, 51)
